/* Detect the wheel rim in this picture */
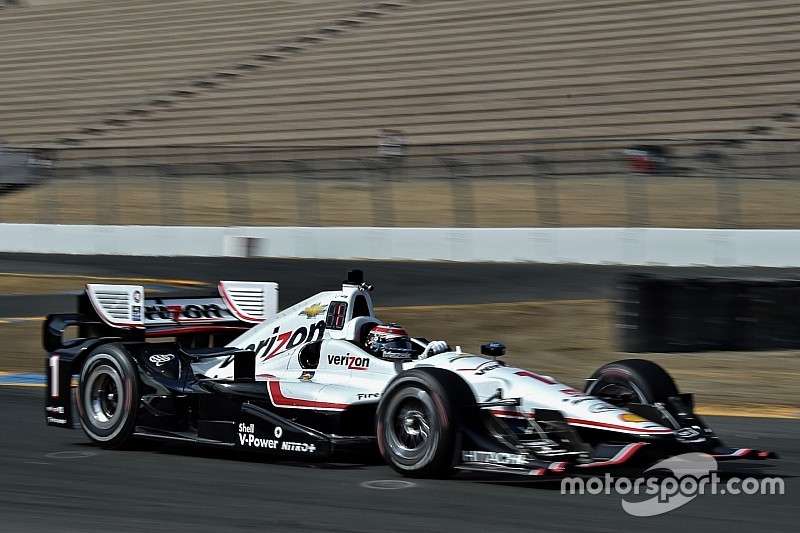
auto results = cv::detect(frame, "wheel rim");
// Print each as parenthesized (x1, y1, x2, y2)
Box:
(397, 405, 430, 450)
(83, 363, 124, 430)
(384, 388, 439, 465)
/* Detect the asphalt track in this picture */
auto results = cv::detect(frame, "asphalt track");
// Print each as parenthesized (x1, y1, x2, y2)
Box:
(0, 254, 797, 532)
(3, 252, 800, 315)
(1, 386, 795, 533)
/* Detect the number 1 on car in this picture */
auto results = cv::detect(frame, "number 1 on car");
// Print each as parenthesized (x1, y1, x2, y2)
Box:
(49, 354, 59, 398)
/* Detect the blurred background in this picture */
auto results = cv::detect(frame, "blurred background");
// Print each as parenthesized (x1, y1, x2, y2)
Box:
(0, 0, 798, 228)
(0, 5, 798, 529)
(0, 0, 798, 396)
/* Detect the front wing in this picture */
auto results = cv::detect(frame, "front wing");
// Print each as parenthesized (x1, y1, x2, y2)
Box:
(453, 408, 778, 476)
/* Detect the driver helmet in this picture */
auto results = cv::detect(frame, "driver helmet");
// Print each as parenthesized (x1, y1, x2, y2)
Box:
(365, 323, 417, 359)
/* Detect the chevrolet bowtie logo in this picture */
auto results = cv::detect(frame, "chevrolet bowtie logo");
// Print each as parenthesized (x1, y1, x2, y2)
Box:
(299, 303, 326, 318)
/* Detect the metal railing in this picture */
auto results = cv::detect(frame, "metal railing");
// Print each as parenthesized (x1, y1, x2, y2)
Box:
(1, 139, 799, 228)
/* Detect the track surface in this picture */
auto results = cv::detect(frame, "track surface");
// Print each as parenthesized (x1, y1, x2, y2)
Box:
(3, 253, 800, 315)
(1, 254, 797, 531)
(2, 387, 795, 533)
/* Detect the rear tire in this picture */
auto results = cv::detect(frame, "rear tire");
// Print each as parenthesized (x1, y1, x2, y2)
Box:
(376, 368, 474, 478)
(77, 343, 140, 449)
(584, 359, 679, 405)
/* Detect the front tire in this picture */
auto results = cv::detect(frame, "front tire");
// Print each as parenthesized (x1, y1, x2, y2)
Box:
(77, 343, 140, 449)
(584, 358, 679, 405)
(376, 368, 473, 478)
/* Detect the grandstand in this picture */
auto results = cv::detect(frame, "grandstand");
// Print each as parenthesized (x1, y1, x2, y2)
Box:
(0, 0, 798, 227)
(1, 0, 798, 150)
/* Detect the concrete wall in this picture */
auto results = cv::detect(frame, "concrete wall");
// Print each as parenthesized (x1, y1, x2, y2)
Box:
(2, 223, 800, 266)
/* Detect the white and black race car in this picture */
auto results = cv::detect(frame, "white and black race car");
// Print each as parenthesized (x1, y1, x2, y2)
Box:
(44, 270, 776, 477)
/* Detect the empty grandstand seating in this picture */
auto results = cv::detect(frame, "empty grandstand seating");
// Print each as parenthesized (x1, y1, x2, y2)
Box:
(0, 0, 797, 157)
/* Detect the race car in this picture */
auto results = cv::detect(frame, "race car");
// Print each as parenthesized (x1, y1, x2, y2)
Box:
(44, 269, 777, 478)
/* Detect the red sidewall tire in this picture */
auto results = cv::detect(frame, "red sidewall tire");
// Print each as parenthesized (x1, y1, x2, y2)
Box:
(585, 358, 679, 405)
(377, 368, 474, 478)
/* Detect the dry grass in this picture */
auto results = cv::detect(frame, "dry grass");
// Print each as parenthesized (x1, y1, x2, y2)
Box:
(4, 176, 800, 227)
(0, 321, 44, 373)
(3, 292, 797, 410)
(0, 273, 206, 295)
(380, 301, 800, 410)
(0, 277, 83, 296)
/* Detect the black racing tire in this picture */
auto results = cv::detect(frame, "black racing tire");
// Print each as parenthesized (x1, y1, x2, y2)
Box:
(77, 343, 140, 449)
(376, 368, 475, 478)
(584, 359, 679, 406)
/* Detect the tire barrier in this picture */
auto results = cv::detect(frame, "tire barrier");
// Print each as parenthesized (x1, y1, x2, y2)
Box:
(618, 275, 800, 352)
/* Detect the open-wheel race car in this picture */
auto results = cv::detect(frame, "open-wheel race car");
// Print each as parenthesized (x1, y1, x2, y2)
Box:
(44, 270, 777, 478)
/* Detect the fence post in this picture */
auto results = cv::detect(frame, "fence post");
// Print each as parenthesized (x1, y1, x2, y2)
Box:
(91, 165, 117, 225)
(441, 157, 475, 228)
(622, 146, 665, 227)
(701, 150, 739, 228)
(290, 161, 319, 227)
(37, 167, 60, 224)
(623, 173, 649, 227)
(2, 150, 54, 223)
(157, 164, 184, 226)
(362, 157, 395, 227)
(524, 155, 560, 227)
(220, 162, 250, 226)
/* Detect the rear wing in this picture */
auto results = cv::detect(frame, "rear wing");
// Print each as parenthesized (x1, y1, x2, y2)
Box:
(83, 281, 278, 330)
(43, 281, 279, 351)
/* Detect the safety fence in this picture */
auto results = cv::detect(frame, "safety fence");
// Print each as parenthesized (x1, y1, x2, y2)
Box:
(1, 139, 798, 228)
